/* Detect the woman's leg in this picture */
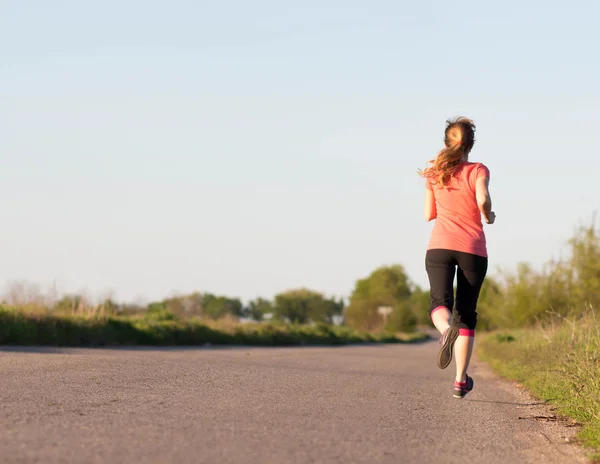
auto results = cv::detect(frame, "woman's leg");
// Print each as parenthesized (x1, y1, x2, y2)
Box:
(425, 249, 459, 369)
(431, 307, 451, 334)
(425, 249, 456, 334)
(454, 252, 488, 383)
(453, 330, 475, 383)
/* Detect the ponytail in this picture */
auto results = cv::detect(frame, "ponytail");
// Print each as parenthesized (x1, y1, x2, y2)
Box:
(418, 117, 475, 187)
(420, 143, 465, 186)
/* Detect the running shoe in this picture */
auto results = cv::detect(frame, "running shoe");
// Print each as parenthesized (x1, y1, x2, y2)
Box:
(453, 374, 474, 399)
(438, 326, 459, 369)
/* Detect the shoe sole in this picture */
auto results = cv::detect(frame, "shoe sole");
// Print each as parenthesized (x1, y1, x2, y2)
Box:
(437, 327, 459, 370)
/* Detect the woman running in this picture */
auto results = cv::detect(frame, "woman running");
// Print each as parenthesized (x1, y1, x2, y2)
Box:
(418, 117, 495, 399)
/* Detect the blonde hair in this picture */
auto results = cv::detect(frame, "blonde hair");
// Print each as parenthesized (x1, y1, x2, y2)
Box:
(418, 117, 476, 187)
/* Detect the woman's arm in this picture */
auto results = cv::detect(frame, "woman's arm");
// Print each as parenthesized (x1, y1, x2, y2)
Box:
(475, 176, 495, 224)
(424, 188, 437, 221)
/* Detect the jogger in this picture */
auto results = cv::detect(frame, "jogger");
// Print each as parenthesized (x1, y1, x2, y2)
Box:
(418, 116, 496, 398)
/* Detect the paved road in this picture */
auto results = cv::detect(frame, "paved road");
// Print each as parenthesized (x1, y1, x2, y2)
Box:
(0, 340, 588, 464)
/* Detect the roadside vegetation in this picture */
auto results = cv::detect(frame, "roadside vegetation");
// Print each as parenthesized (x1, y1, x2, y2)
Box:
(0, 263, 432, 347)
(0, 306, 427, 347)
(475, 218, 600, 460)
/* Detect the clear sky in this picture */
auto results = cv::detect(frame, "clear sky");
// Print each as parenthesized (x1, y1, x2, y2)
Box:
(1, 1, 598, 305)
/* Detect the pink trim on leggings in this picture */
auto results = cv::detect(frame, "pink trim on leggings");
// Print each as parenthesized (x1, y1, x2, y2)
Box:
(430, 306, 448, 319)
(458, 328, 475, 337)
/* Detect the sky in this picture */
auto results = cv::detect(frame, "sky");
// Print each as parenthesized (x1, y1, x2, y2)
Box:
(1, 1, 599, 305)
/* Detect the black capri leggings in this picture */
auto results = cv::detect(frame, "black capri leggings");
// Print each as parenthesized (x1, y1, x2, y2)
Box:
(425, 248, 488, 331)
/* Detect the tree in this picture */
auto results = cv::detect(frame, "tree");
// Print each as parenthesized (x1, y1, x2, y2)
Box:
(145, 292, 243, 320)
(273, 289, 343, 324)
(405, 285, 432, 328)
(386, 300, 418, 333)
(245, 298, 273, 321)
(344, 264, 414, 331)
(566, 220, 600, 309)
(320, 296, 345, 324)
(146, 293, 203, 319)
(471, 276, 503, 330)
(201, 293, 243, 319)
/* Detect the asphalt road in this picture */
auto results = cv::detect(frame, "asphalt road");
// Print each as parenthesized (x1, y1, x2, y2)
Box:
(0, 340, 588, 464)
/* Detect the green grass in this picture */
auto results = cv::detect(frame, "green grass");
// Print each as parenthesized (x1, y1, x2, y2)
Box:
(477, 313, 600, 461)
(0, 307, 429, 347)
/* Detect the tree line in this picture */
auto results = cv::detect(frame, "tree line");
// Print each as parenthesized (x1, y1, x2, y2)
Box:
(129, 218, 600, 332)
(13, 218, 598, 333)
(46, 264, 430, 333)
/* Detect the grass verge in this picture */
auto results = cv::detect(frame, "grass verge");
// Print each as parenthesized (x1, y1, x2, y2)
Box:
(477, 312, 600, 462)
(0, 308, 429, 347)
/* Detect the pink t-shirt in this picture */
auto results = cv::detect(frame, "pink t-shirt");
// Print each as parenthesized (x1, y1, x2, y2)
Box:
(425, 161, 490, 258)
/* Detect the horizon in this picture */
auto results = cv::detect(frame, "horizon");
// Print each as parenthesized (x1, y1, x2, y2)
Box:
(2, 1, 599, 306)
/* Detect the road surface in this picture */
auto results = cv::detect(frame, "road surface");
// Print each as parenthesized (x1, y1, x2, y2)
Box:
(0, 340, 588, 464)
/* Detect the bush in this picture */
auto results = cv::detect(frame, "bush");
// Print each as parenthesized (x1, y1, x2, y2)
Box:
(386, 302, 418, 333)
(477, 219, 600, 330)
(145, 305, 176, 321)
